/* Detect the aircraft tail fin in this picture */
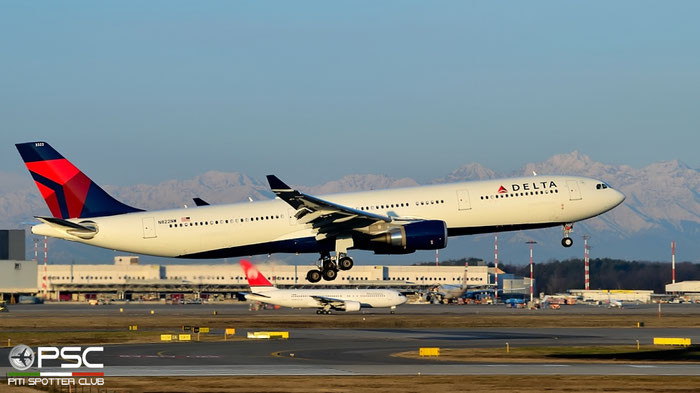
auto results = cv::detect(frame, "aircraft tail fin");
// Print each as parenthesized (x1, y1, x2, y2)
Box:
(240, 260, 277, 292)
(15, 141, 142, 219)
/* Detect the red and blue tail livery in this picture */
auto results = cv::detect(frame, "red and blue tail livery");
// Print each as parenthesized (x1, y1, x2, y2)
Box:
(15, 142, 142, 219)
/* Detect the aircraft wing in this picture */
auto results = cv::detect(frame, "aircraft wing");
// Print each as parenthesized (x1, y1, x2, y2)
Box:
(267, 175, 393, 239)
(310, 295, 347, 308)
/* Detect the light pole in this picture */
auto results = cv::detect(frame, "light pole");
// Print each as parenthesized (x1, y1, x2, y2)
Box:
(526, 241, 537, 303)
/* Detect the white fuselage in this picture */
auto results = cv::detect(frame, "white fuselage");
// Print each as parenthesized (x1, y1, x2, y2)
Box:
(31, 175, 625, 258)
(246, 288, 407, 309)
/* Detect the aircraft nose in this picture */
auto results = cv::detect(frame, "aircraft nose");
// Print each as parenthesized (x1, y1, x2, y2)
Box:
(613, 190, 626, 206)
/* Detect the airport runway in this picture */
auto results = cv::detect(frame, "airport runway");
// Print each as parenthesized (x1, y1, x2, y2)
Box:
(2, 303, 700, 376)
(6, 301, 700, 316)
(3, 326, 700, 376)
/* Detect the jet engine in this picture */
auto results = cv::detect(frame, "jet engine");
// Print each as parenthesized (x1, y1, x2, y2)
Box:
(340, 300, 361, 312)
(368, 220, 448, 254)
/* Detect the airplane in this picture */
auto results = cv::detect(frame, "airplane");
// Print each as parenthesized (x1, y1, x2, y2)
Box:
(16, 141, 625, 283)
(11, 347, 33, 368)
(607, 298, 623, 309)
(239, 259, 406, 314)
(426, 265, 470, 302)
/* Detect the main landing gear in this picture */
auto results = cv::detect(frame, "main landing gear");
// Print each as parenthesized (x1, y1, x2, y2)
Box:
(305, 251, 354, 283)
(561, 223, 574, 248)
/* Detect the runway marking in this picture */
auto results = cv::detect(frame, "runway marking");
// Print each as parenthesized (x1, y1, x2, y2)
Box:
(628, 365, 658, 368)
(270, 350, 309, 360)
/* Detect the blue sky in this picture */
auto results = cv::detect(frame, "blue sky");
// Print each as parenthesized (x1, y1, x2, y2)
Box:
(2, 1, 699, 187)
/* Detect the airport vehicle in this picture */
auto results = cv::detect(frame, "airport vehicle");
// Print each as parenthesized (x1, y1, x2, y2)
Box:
(0, 302, 8, 312)
(505, 298, 527, 308)
(88, 299, 110, 306)
(16, 141, 625, 282)
(240, 260, 406, 314)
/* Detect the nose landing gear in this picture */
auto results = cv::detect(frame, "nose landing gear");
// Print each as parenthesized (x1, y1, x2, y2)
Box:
(561, 223, 574, 247)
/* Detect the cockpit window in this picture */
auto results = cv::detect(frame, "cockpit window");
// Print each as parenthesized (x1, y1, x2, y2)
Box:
(595, 183, 610, 190)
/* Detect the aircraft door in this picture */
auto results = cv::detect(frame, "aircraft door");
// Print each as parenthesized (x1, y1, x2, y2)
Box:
(566, 181, 582, 201)
(142, 217, 157, 238)
(457, 189, 472, 210)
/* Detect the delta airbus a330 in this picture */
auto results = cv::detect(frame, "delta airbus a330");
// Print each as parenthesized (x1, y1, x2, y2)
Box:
(16, 142, 625, 282)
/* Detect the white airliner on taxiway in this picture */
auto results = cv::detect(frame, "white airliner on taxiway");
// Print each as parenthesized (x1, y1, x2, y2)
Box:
(240, 260, 406, 314)
(16, 142, 625, 283)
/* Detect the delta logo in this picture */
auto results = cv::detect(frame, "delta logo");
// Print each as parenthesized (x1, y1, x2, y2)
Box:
(497, 181, 559, 194)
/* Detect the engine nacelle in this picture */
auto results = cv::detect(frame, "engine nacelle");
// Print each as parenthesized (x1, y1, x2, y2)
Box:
(369, 220, 448, 254)
(340, 300, 361, 312)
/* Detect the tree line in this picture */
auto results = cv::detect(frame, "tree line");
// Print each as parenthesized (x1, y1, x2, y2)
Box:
(416, 258, 700, 294)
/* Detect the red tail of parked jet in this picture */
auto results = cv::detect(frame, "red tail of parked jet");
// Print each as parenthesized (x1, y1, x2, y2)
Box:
(15, 142, 141, 219)
(240, 259, 276, 290)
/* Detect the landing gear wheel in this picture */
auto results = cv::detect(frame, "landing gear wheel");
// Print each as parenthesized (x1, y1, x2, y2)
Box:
(323, 259, 335, 271)
(306, 270, 322, 283)
(338, 256, 354, 271)
(322, 268, 338, 281)
(561, 237, 573, 248)
(316, 309, 322, 314)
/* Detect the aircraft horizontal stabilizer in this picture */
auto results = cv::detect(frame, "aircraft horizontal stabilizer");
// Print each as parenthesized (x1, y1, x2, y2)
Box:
(35, 216, 98, 239)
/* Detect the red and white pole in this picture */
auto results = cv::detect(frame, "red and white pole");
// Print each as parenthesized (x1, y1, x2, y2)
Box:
(671, 241, 676, 284)
(494, 233, 499, 303)
(526, 241, 536, 303)
(42, 236, 48, 297)
(584, 235, 590, 291)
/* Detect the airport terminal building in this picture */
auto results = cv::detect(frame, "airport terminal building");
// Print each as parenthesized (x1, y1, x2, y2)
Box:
(29, 256, 507, 301)
(2, 256, 531, 303)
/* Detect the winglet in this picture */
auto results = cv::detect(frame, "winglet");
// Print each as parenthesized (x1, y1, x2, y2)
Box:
(192, 198, 210, 206)
(266, 175, 292, 191)
(240, 260, 275, 288)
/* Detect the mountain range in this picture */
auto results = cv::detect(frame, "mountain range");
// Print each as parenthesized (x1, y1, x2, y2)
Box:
(1, 152, 698, 264)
